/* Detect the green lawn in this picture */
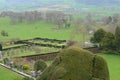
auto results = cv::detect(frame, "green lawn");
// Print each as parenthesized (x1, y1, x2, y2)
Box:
(98, 53, 120, 80)
(0, 66, 23, 80)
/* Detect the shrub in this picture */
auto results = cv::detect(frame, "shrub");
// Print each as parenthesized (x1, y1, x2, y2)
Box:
(37, 46, 109, 80)
(22, 77, 34, 80)
(34, 59, 47, 72)
(66, 40, 76, 47)
(0, 60, 3, 63)
(14, 77, 23, 80)
(1, 30, 8, 36)
(23, 64, 30, 70)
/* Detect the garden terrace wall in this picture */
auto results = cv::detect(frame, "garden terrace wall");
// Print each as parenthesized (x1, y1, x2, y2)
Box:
(84, 47, 101, 53)
(15, 51, 59, 61)
(14, 47, 101, 61)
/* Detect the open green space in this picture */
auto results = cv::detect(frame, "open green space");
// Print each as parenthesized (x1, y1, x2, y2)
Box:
(0, 66, 23, 80)
(98, 53, 120, 80)
(0, 18, 89, 42)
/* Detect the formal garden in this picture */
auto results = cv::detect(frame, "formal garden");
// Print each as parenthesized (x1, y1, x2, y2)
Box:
(0, 26, 120, 80)
(0, 10, 120, 80)
(0, 37, 67, 80)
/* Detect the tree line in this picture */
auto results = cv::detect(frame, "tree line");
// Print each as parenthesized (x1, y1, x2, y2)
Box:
(91, 26, 120, 54)
(0, 11, 72, 29)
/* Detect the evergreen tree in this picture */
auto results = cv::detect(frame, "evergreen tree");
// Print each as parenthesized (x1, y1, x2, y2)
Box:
(101, 32, 116, 50)
(91, 28, 106, 43)
(34, 59, 47, 72)
(115, 26, 120, 52)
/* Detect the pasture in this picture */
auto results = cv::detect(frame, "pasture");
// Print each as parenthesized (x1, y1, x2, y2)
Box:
(0, 18, 90, 42)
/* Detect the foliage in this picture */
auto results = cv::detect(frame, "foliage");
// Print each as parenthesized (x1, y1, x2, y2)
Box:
(23, 64, 30, 70)
(22, 77, 34, 80)
(91, 28, 106, 43)
(0, 60, 3, 63)
(115, 26, 120, 51)
(37, 46, 109, 80)
(0, 44, 2, 50)
(91, 27, 120, 53)
(92, 55, 109, 80)
(1, 30, 8, 37)
(14, 77, 23, 80)
(34, 59, 47, 72)
(101, 32, 116, 50)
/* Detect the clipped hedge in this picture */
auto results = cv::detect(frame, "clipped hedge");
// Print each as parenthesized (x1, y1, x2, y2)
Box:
(23, 64, 30, 70)
(34, 59, 47, 72)
(37, 46, 109, 80)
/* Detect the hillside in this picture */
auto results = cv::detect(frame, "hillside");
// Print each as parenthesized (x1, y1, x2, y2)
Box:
(0, 0, 120, 13)
(0, 0, 74, 11)
(75, 0, 120, 6)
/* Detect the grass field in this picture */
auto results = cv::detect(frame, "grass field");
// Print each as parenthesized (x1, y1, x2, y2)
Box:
(99, 53, 120, 80)
(0, 66, 23, 80)
(0, 18, 89, 42)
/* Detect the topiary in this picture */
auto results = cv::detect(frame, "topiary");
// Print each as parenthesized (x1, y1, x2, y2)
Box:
(23, 64, 30, 70)
(34, 59, 47, 72)
(37, 46, 109, 80)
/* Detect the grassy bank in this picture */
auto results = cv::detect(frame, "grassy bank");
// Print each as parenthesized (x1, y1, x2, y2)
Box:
(98, 53, 120, 80)
(0, 66, 23, 80)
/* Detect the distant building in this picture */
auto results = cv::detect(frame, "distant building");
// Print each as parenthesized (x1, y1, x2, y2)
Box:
(84, 42, 94, 47)
(88, 30, 94, 34)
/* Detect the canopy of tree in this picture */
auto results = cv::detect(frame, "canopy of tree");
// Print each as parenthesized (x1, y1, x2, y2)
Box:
(91, 27, 120, 53)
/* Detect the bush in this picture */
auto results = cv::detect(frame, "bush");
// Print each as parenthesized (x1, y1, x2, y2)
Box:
(22, 77, 34, 80)
(1, 30, 8, 36)
(34, 59, 47, 72)
(0, 60, 3, 63)
(14, 77, 23, 80)
(37, 46, 109, 80)
(23, 64, 30, 70)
